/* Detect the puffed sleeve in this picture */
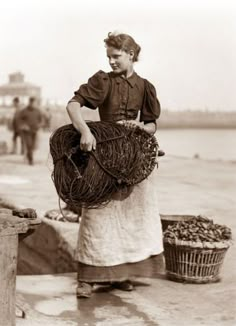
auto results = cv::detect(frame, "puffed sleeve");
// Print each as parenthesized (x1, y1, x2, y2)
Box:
(68, 70, 110, 109)
(140, 79, 161, 122)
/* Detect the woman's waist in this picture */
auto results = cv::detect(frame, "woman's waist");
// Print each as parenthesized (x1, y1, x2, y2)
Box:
(98, 107, 139, 122)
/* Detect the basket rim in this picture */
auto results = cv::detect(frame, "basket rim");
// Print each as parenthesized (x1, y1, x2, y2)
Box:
(163, 237, 231, 249)
(160, 214, 196, 221)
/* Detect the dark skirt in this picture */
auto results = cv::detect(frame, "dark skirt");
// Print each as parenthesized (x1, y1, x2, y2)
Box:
(77, 254, 164, 283)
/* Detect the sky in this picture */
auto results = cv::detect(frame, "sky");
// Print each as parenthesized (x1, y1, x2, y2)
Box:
(0, 0, 235, 111)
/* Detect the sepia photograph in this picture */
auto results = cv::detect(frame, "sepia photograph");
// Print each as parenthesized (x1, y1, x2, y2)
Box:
(0, 0, 235, 325)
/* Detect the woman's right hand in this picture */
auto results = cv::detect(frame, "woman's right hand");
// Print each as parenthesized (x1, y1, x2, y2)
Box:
(66, 102, 96, 151)
(80, 130, 96, 152)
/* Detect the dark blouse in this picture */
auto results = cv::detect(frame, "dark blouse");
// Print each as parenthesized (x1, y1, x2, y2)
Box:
(69, 70, 161, 123)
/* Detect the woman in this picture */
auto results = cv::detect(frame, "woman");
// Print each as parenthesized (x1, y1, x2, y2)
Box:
(66, 32, 163, 298)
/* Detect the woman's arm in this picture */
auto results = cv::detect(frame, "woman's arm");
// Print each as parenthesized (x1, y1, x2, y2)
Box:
(66, 102, 96, 151)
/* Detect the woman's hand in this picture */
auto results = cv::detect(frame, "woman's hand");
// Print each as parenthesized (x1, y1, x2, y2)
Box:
(117, 120, 143, 128)
(126, 120, 142, 127)
(66, 102, 96, 151)
(117, 120, 156, 135)
(80, 130, 96, 152)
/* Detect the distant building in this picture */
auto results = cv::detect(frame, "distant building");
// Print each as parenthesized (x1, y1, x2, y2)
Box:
(0, 72, 41, 107)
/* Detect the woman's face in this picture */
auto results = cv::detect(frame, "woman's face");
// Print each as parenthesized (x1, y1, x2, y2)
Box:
(107, 46, 134, 74)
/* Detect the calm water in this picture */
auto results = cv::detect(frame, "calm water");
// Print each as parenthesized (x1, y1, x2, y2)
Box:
(1, 126, 235, 161)
(157, 129, 236, 161)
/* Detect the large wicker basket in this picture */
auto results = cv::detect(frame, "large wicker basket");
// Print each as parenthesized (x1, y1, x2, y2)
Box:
(164, 239, 230, 284)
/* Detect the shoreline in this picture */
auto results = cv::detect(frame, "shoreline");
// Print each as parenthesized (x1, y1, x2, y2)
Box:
(166, 154, 236, 164)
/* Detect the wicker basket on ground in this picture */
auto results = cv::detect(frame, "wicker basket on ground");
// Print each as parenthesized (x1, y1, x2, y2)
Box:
(164, 238, 230, 284)
(163, 215, 232, 284)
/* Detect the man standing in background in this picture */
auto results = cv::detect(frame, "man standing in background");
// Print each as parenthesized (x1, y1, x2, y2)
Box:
(11, 97, 24, 155)
(19, 97, 43, 165)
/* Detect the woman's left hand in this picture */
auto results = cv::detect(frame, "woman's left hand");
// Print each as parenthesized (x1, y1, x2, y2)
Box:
(117, 120, 156, 135)
(117, 120, 143, 128)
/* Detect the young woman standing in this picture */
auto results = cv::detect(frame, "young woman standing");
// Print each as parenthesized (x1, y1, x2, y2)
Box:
(67, 32, 163, 298)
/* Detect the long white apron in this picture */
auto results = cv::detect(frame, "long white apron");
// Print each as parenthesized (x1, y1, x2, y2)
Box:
(75, 168, 163, 266)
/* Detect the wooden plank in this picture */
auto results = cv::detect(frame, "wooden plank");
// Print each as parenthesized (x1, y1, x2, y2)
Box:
(0, 234, 18, 326)
(0, 211, 41, 326)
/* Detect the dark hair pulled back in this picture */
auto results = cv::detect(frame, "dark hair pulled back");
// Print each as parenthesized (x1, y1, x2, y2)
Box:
(104, 32, 141, 62)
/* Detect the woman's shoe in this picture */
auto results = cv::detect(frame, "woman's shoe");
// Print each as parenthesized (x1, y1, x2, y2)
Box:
(76, 282, 93, 298)
(112, 280, 134, 291)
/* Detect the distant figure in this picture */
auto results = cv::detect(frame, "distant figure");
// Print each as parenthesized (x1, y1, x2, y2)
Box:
(19, 97, 43, 165)
(11, 97, 24, 154)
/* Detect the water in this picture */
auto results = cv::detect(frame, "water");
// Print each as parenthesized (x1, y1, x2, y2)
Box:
(157, 129, 236, 161)
(1, 125, 235, 161)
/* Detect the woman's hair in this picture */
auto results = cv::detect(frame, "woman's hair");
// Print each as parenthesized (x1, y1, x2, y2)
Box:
(104, 32, 141, 62)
